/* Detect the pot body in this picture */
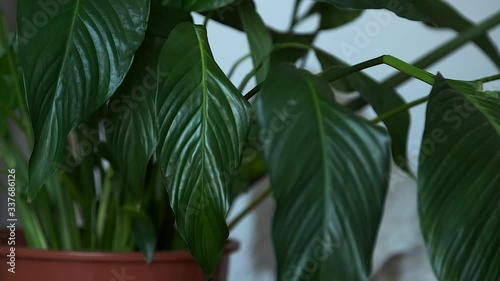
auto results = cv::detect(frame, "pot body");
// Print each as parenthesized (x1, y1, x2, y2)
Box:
(0, 232, 238, 281)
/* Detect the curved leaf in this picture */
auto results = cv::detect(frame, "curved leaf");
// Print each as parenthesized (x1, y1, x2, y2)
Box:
(418, 74, 500, 281)
(316, 50, 412, 174)
(301, 2, 363, 30)
(106, 8, 191, 198)
(257, 64, 391, 281)
(17, 0, 151, 198)
(156, 23, 251, 276)
(161, 0, 237, 12)
(319, 0, 429, 21)
(147, 4, 193, 39)
(271, 31, 316, 67)
(123, 206, 157, 264)
(106, 36, 162, 198)
(238, 0, 272, 83)
(415, 0, 500, 69)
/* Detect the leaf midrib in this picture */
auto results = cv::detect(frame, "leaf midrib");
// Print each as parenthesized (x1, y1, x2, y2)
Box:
(55, 0, 82, 100)
(194, 26, 213, 216)
(306, 77, 330, 279)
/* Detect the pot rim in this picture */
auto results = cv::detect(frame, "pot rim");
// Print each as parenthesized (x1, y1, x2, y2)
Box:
(0, 240, 239, 263)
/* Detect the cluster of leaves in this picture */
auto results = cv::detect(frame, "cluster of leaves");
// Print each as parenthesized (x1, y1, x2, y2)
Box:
(0, 0, 499, 281)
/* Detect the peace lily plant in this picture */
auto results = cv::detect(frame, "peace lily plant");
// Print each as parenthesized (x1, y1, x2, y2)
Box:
(0, 0, 499, 280)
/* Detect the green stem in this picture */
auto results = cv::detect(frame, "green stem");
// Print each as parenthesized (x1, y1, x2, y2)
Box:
(348, 11, 500, 111)
(50, 176, 81, 250)
(0, 25, 32, 145)
(235, 12, 500, 226)
(228, 53, 251, 79)
(288, 0, 301, 32)
(387, 11, 500, 88)
(276, 43, 436, 85)
(203, 12, 212, 27)
(474, 73, 500, 84)
(96, 170, 114, 245)
(242, 43, 312, 99)
(370, 96, 429, 124)
(321, 55, 435, 86)
(238, 63, 262, 92)
(244, 83, 261, 100)
(228, 187, 272, 230)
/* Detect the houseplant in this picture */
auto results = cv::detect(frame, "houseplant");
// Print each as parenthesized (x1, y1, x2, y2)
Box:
(0, 0, 499, 281)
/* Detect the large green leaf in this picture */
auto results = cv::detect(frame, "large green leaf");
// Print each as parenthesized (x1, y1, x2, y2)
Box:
(147, 4, 193, 39)
(107, 7, 191, 198)
(106, 36, 163, 199)
(202, 1, 243, 31)
(300, 2, 363, 30)
(316, 50, 412, 174)
(271, 31, 316, 67)
(257, 64, 391, 281)
(123, 206, 157, 264)
(418, 74, 500, 281)
(17, 0, 151, 198)
(319, 0, 429, 21)
(238, 0, 272, 83)
(156, 23, 251, 276)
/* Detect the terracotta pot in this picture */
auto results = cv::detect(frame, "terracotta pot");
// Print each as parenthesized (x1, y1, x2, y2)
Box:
(0, 230, 238, 281)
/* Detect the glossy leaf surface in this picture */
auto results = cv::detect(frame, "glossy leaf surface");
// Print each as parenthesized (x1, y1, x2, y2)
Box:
(156, 23, 251, 276)
(238, 0, 273, 82)
(316, 50, 412, 174)
(106, 36, 163, 198)
(17, 0, 150, 197)
(257, 64, 391, 281)
(419, 74, 500, 281)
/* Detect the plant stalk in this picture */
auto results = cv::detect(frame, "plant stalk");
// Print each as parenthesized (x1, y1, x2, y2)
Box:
(228, 187, 272, 230)
(348, 10, 500, 110)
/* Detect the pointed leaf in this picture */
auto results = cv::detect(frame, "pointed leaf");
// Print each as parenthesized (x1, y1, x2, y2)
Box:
(147, 4, 192, 39)
(257, 64, 391, 281)
(301, 2, 363, 30)
(319, 0, 429, 21)
(106, 36, 162, 198)
(238, 0, 272, 82)
(156, 23, 251, 276)
(162, 0, 238, 12)
(124, 206, 157, 264)
(17, 0, 151, 197)
(271, 31, 316, 67)
(106, 7, 191, 198)
(316, 50, 412, 174)
(418, 74, 500, 281)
